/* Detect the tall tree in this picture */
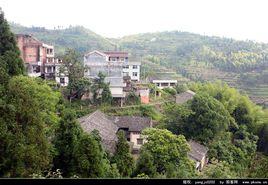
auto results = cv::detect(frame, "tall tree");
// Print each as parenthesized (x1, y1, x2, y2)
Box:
(112, 130, 134, 177)
(61, 48, 84, 95)
(133, 150, 157, 178)
(257, 123, 268, 154)
(140, 128, 196, 178)
(52, 108, 83, 177)
(201, 159, 237, 178)
(0, 76, 60, 177)
(101, 82, 112, 105)
(0, 8, 25, 80)
(91, 72, 112, 105)
(187, 93, 231, 143)
(74, 131, 109, 178)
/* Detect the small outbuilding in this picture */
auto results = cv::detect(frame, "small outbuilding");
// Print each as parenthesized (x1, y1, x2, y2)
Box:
(188, 140, 209, 171)
(176, 90, 196, 104)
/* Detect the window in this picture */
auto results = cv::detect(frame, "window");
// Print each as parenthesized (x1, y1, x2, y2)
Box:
(60, 78, 65, 84)
(137, 138, 143, 145)
(123, 65, 129, 69)
(123, 72, 129, 76)
(133, 65, 138, 69)
(132, 72, 138, 77)
(47, 66, 52, 73)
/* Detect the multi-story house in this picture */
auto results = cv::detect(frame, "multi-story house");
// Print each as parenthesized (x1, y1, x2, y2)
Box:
(84, 50, 126, 101)
(103, 51, 141, 82)
(84, 50, 141, 100)
(16, 34, 68, 86)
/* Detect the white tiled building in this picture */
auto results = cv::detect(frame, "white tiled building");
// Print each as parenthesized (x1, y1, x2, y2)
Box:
(84, 50, 141, 99)
(123, 61, 141, 82)
(84, 50, 126, 99)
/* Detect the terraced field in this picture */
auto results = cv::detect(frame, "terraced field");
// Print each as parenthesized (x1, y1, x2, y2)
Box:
(176, 63, 268, 107)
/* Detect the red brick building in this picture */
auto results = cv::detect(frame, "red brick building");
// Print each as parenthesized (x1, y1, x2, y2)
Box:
(16, 34, 54, 76)
(16, 34, 68, 86)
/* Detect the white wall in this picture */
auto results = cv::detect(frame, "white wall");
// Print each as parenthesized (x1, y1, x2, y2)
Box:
(123, 64, 140, 81)
(110, 87, 123, 96)
(130, 132, 143, 148)
(56, 76, 69, 87)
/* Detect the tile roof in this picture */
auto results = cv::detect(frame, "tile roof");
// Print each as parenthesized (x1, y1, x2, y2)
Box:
(104, 51, 128, 58)
(78, 110, 152, 153)
(176, 90, 196, 104)
(109, 116, 152, 132)
(188, 140, 208, 162)
(78, 110, 119, 153)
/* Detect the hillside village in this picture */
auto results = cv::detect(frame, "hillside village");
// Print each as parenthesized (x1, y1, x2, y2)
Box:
(0, 8, 268, 179)
(15, 33, 209, 171)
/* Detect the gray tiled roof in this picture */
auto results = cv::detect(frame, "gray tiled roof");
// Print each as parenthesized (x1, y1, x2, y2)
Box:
(78, 110, 119, 153)
(176, 90, 196, 104)
(109, 116, 152, 132)
(188, 140, 208, 162)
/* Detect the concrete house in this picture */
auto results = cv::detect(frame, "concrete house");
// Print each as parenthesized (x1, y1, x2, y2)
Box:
(16, 34, 68, 86)
(84, 50, 126, 101)
(188, 140, 209, 171)
(109, 115, 152, 153)
(152, 79, 178, 90)
(84, 50, 142, 105)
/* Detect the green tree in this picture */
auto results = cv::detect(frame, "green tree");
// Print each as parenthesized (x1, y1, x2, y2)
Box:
(0, 9, 25, 80)
(247, 153, 268, 178)
(187, 93, 231, 143)
(67, 77, 91, 100)
(74, 132, 106, 178)
(162, 103, 193, 136)
(91, 72, 112, 105)
(201, 159, 237, 178)
(175, 84, 188, 94)
(257, 123, 268, 154)
(52, 109, 83, 177)
(141, 128, 196, 177)
(0, 76, 60, 177)
(112, 130, 134, 177)
(62, 48, 84, 95)
(232, 97, 255, 130)
(133, 150, 157, 178)
(101, 83, 112, 105)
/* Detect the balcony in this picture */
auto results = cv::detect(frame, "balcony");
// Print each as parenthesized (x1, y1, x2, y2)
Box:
(44, 72, 56, 79)
(28, 72, 41, 78)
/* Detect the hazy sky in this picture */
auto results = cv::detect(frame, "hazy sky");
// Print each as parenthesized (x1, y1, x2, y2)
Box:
(1, 0, 268, 42)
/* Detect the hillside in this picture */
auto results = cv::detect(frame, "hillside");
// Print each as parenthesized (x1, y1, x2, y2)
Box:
(10, 24, 268, 106)
(10, 22, 116, 56)
(117, 31, 268, 106)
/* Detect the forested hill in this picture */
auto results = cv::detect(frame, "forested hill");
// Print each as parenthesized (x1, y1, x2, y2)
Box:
(10, 22, 116, 56)
(11, 23, 268, 73)
(116, 31, 268, 73)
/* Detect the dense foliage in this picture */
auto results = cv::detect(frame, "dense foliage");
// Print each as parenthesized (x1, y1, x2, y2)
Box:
(112, 131, 134, 177)
(162, 82, 267, 177)
(137, 128, 197, 178)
